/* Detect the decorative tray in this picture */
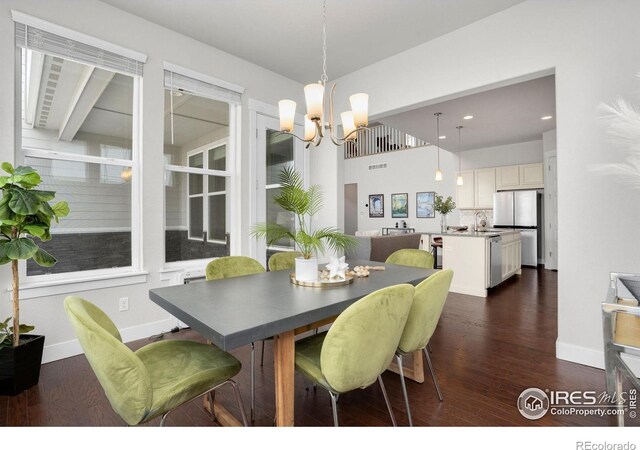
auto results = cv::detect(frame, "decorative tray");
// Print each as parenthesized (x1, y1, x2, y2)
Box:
(290, 273, 354, 288)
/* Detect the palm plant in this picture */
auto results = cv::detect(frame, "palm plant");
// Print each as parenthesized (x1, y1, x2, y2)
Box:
(251, 166, 356, 259)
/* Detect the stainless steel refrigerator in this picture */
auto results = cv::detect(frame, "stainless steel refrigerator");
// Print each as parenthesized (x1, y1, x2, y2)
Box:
(493, 190, 543, 266)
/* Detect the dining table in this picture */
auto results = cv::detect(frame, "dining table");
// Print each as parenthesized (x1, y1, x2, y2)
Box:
(148, 259, 436, 426)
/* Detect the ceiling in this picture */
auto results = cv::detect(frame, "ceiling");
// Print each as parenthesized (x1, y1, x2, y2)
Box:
(99, 0, 525, 84)
(378, 75, 557, 152)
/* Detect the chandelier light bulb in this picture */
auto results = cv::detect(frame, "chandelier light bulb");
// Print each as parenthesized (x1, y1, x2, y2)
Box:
(304, 83, 325, 121)
(341, 111, 357, 140)
(304, 115, 316, 141)
(279, 100, 296, 133)
(349, 93, 369, 128)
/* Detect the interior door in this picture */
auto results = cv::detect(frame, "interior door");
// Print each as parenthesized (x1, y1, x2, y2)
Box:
(256, 114, 304, 267)
(344, 183, 358, 235)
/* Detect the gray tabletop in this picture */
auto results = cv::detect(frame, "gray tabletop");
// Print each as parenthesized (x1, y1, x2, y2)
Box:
(149, 260, 436, 351)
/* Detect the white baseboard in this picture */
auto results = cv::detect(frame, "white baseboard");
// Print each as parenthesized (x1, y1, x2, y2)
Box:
(556, 339, 640, 376)
(556, 340, 605, 369)
(450, 284, 487, 298)
(42, 318, 177, 364)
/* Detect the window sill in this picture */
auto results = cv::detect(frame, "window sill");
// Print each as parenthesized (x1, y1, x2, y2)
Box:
(13, 270, 149, 300)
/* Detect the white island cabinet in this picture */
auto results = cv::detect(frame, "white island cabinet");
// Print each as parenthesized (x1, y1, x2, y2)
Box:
(442, 230, 521, 298)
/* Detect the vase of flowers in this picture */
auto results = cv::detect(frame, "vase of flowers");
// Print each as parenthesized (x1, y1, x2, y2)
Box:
(251, 166, 356, 282)
(434, 194, 456, 233)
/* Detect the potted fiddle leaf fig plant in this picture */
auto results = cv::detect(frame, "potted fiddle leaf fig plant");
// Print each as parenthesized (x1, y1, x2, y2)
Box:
(0, 162, 69, 395)
(251, 166, 356, 282)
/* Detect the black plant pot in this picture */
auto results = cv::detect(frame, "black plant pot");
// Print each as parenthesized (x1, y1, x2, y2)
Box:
(0, 334, 45, 396)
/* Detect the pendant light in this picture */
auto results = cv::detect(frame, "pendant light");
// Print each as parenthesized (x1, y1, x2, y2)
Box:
(456, 125, 464, 186)
(434, 112, 442, 181)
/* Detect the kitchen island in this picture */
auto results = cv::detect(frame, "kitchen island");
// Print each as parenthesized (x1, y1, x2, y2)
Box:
(426, 229, 521, 297)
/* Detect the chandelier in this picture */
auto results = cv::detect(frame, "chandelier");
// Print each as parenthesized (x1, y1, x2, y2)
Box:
(278, 0, 370, 147)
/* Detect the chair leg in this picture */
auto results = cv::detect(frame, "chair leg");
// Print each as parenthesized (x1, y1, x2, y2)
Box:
(329, 391, 340, 427)
(395, 354, 413, 426)
(423, 347, 443, 401)
(378, 375, 397, 427)
(227, 379, 250, 427)
(250, 342, 255, 422)
(159, 411, 170, 427)
(260, 340, 265, 367)
(427, 342, 432, 353)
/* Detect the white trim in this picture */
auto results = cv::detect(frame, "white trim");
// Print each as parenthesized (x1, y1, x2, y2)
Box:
(556, 339, 605, 369)
(449, 284, 487, 298)
(42, 317, 175, 363)
(11, 10, 147, 63)
(23, 147, 133, 167)
(15, 270, 148, 300)
(49, 227, 132, 234)
(163, 61, 244, 95)
(165, 164, 231, 177)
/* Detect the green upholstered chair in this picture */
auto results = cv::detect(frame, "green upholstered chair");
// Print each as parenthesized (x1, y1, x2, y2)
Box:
(268, 251, 302, 272)
(295, 283, 415, 426)
(385, 248, 434, 270)
(63, 296, 248, 426)
(205, 255, 266, 422)
(394, 269, 453, 426)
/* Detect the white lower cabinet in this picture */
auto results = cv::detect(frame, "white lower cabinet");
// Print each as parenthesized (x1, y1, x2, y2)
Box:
(501, 232, 522, 281)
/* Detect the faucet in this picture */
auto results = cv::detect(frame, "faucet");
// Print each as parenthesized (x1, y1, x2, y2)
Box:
(474, 210, 487, 231)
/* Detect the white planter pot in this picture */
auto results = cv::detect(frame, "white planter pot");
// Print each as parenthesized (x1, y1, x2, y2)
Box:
(295, 257, 318, 282)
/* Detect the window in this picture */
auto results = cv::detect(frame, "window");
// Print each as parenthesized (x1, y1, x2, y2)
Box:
(15, 18, 144, 279)
(163, 66, 242, 264)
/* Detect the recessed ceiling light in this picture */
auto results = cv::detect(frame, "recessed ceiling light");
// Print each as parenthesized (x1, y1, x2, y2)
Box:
(439, 135, 446, 139)
(463, 115, 473, 120)
(541, 115, 553, 120)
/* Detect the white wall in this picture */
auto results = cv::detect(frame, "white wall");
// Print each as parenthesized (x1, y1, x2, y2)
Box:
(343, 146, 459, 234)
(460, 140, 543, 170)
(0, 0, 303, 362)
(324, 0, 640, 369)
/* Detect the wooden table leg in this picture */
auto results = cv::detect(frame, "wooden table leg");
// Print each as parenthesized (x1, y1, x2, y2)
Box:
(273, 330, 295, 426)
(202, 395, 243, 427)
(387, 349, 425, 383)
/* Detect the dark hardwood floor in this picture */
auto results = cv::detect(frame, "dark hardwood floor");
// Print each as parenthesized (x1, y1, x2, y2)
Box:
(0, 267, 621, 426)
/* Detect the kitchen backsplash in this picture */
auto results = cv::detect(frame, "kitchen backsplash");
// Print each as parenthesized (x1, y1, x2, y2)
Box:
(459, 209, 494, 229)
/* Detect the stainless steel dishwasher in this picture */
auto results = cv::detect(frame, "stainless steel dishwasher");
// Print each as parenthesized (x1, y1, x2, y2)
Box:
(489, 235, 502, 288)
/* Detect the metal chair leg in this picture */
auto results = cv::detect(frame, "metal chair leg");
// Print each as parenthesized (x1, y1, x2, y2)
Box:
(159, 411, 170, 427)
(227, 379, 250, 427)
(427, 342, 432, 353)
(395, 354, 413, 426)
(250, 342, 255, 422)
(378, 375, 397, 427)
(329, 391, 340, 427)
(423, 347, 443, 401)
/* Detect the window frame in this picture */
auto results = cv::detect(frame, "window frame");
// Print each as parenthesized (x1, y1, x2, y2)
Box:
(184, 138, 229, 244)
(15, 48, 144, 286)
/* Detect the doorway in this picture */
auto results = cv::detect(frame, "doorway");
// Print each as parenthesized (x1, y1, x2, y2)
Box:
(344, 183, 358, 235)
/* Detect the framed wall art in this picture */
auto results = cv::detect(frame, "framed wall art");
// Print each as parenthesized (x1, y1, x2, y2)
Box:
(368, 194, 384, 218)
(391, 193, 408, 218)
(416, 191, 435, 218)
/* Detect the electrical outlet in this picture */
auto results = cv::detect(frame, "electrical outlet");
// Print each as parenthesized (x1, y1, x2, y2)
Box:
(119, 297, 129, 312)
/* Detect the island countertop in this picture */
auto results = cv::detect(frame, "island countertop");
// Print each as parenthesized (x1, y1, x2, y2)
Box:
(437, 229, 520, 238)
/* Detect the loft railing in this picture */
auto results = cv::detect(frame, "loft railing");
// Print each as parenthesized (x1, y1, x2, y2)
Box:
(344, 125, 429, 159)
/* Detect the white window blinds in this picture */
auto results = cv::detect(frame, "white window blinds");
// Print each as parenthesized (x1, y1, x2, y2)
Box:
(15, 22, 144, 77)
(164, 68, 243, 105)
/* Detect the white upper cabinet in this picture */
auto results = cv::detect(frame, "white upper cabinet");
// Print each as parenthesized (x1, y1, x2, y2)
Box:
(456, 170, 475, 209)
(495, 165, 520, 190)
(474, 168, 496, 209)
(519, 163, 545, 188)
